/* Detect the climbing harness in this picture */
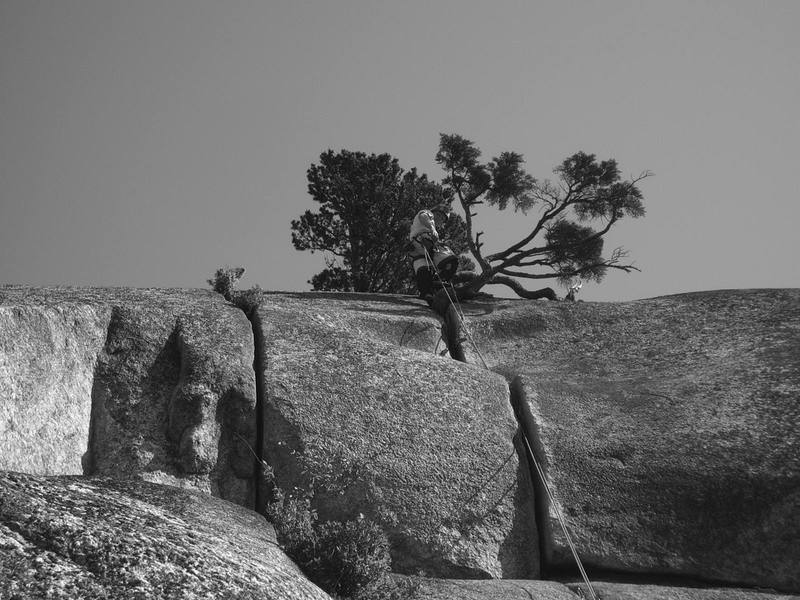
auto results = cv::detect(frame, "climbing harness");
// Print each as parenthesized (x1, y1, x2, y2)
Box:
(565, 278, 583, 302)
(420, 247, 598, 600)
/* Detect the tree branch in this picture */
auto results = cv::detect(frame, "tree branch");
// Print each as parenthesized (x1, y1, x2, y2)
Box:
(455, 174, 491, 272)
(481, 275, 558, 300)
(447, 271, 557, 301)
(492, 255, 553, 270)
(498, 269, 563, 279)
(488, 188, 575, 263)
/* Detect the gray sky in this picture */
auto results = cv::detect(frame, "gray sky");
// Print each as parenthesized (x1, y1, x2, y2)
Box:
(1, 1, 798, 301)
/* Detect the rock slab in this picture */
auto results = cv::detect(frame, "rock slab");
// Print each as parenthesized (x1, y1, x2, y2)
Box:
(460, 289, 800, 592)
(254, 292, 539, 579)
(0, 302, 109, 475)
(0, 471, 331, 599)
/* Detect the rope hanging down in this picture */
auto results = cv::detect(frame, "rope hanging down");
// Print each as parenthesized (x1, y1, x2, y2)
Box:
(420, 247, 598, 600)
(518, 431, 598, 600)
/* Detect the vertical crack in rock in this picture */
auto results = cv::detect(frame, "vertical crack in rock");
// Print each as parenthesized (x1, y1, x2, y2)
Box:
(442, 304, 466, 362)
(246, 306, 267, 514)
(165, 320, 191, 472)
(509, 375, 551, 577)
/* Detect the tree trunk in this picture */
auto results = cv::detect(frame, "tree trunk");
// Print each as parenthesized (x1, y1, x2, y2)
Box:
(450, 271, 559, 301)
(489, 276, 558, 300)
(425, 291, 466, 362)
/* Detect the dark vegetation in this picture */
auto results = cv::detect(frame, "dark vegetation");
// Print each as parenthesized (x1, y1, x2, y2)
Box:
(264, 487, 410, 599)
(437, 134, 649, 300)
(207, 266, 263, 315)
(290, 149, 471, 293)
(291, 135, 650, 299)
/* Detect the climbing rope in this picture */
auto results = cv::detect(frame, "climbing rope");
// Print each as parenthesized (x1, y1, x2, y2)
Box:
(419, 246, 598, 600)
(518, 431, 598, 600)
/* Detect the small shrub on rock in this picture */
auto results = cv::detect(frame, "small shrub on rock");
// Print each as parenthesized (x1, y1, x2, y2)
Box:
(232, 284, 264, 316)
(265, 490, 317, 568)
(265, 489, 393, 599)
(207, 266, 264, 314)
(207, 266, 245, 302)
(309, 519, 391, 598)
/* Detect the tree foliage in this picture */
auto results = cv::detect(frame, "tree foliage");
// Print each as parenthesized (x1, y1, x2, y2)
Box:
(291, 149, 470, 293)
(437, 133, 650, 299)
(207, 266, 245, 301)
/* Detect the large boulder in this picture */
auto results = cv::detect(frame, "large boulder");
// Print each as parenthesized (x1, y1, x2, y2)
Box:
(457, 289, 800, 591)
(0, 287, 258, 508)
(0, 471, 331, 599)
(253, 292, 539, 579)
(395, 577, 800, 600)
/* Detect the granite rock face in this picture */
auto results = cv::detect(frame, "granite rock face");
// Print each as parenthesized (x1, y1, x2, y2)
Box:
(0, 302, 109, 475)
(0, 471, 331, 600)
(395, 578, 800, 600)
(1, 285, 798, 596)
(0, 287, 258, 508)
(457, 289, 800, 591)
(256, 292, 446, 354)
(253, 293, 539, 579)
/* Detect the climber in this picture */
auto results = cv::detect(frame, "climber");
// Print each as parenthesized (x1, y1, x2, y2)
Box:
(408, 202, 458, 299)
(565, 277, 583, 302)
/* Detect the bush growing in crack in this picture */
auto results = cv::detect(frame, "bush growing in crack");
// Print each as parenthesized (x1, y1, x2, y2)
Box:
(261, 441, 414, 599)
(233, 284, 264, 315)
(207, 265, 245, 302)
(265, 485, 407, 600)
(207, 265, 264, 315)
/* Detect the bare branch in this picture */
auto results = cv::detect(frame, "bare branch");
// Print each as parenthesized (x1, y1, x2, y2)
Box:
(498, 269, 562, 279)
